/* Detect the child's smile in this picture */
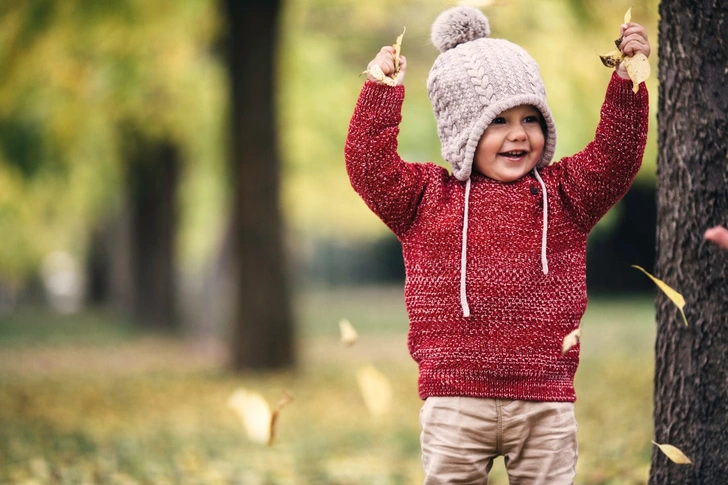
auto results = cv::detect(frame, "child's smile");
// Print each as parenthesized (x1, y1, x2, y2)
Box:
(474, 105, 546, 182)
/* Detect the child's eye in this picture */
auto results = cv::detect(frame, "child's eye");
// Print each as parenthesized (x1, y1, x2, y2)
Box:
(524, 115, 540, 123)
(492, 117, 506, 124)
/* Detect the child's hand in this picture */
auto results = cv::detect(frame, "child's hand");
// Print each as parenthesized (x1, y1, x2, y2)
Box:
(366, 46, 407, 85)
(616, 22, 650, 79)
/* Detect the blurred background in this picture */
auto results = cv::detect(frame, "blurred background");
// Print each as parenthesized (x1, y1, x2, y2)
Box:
(0, 0, 660, 484)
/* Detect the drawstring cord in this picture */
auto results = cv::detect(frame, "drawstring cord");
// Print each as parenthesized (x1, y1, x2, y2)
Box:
(460, 177, 472, 317)
(533, 168, 549, 274)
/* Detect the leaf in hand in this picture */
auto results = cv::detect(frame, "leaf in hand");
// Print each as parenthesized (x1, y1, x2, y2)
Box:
(652, 441, 693, 464)
(599, 8, 650, 92)
(623, 53, 650, 92)
(393, 27, 406, 73)
(362, 28, 406, 86)
(632, 265, 688, 326)
(624, 6, 632, 24)
(599, 49, 623, 68)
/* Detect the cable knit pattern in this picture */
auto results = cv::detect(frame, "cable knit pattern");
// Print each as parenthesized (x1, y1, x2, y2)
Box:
(345, 73, 649, 401)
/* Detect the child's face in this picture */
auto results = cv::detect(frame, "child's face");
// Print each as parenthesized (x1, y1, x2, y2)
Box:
(473, 105, 545, 182)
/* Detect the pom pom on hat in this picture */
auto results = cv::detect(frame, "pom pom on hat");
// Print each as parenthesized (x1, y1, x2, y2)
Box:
(431, 6, 490, 53)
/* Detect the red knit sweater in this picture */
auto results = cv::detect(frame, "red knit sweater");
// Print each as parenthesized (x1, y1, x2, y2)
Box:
(345, 73, 649, 402)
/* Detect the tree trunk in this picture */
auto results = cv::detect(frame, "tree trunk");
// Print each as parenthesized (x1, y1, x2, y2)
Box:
(225, 0, 295, 370)
(125, 130, 180, 330)
(650, 1, 728, 483)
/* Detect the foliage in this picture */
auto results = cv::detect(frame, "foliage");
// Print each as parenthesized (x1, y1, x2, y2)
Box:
(0, 0, 226, 284)
(0, 0, 660, 286)
(0, 290, 656, 484)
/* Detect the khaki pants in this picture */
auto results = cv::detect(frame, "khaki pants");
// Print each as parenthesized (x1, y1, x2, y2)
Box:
(420, 397, 578, 485)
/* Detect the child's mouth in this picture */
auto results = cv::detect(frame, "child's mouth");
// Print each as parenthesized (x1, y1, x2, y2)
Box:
(499, 150, 528, 159)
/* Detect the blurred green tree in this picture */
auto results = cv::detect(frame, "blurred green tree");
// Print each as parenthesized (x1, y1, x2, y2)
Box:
(0, 1, 223, 328)
(651, 1, 728, 483)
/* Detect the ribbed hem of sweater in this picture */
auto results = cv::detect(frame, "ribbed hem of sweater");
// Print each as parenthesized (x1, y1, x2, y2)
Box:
(418, 367, 577, 403)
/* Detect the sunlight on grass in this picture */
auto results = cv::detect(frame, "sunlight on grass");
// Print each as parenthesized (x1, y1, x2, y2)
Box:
(0, 289, 656, 484)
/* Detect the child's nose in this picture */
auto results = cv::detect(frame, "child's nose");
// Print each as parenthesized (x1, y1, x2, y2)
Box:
(508, 123, 527, 141)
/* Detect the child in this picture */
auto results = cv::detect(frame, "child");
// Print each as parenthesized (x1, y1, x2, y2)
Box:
(345, 6, 650, 484)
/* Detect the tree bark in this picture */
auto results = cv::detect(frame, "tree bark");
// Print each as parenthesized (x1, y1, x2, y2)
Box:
(225, 0, 295, 370)
(650, 1, 728, 483)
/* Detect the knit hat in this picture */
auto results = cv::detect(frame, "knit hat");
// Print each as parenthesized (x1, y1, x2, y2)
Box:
(427, 6, 557, 181)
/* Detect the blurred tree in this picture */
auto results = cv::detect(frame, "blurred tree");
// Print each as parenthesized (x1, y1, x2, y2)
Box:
(123, 128, 180, 329)
(224, 0, 295, 370)
(651, 1, 728, 483)
(0, 1, 223, 329)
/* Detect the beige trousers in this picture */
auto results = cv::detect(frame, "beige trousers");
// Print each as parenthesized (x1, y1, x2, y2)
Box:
(420, 397, 578, 485)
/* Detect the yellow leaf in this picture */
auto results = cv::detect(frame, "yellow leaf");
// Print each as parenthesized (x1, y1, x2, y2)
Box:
(632, 265, 688, 326)
(599, 8, 651, 92)
(393, 27, 406, 73)
(339, 318, 358, 346)
(227, 388, 293, 446)
(623, 53, 650, 92)
(361, 28, 406, 86)
(562, 328, 582, 355)
(356, 365, 393, 420)
(652, 441, 693, 464)
(599, 49, 624, 68)
(361, 64, 397, 86)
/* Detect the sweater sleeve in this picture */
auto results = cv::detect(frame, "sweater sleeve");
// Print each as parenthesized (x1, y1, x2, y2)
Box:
(344, 81, 432, 238)
(556, 72, 649, 231)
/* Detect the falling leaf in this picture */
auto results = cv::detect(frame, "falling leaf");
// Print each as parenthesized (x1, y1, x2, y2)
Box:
(227, 388, 293, 446)
(562, 328, 582, 355)
(599, 8, 650, 92)
(356, 365, 393, 420)
(362, 28, 406, 86)
(652, 441, 693, 464)
(632, 265, 688, 326)
(339, 318, 358, 346)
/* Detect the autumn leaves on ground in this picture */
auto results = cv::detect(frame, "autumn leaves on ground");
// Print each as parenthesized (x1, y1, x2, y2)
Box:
(0, 288, 656, 485)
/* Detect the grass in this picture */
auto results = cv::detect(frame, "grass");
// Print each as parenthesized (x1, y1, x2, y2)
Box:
(0, 286, 657, 484)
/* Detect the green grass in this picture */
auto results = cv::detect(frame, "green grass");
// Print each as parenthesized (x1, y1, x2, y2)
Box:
(0, 306, 141, 348)
(0, 287, 657, 485)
